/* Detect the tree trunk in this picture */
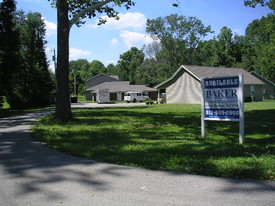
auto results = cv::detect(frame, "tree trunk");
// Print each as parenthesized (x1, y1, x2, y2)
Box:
(55, 0, 72, 120)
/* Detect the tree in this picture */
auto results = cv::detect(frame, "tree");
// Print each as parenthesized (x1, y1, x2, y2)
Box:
(146, 14, 212, 73)
(117, 47, 144, 84)
(69, 59, 90, 95)
(244, 0, 275, 10)
(195, 27, 245, 68)
(135, 59, 158, 87)
(244, 14, 275, 82)
(106, 63, 117, 75)
(18, 12, 55, 107)
(48, 0, 135, 121)
(195, 39, 217, 66)
(207, 27, 240, 67)
(137, 42, 163, 86)
(141, 42, 175, 84)
(0, 0, 21, 104)
(0, 1, 54, 108)
(89, 60, 107, 76)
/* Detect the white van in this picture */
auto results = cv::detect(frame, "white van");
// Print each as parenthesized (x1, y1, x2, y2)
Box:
(124, 91, 147, 103)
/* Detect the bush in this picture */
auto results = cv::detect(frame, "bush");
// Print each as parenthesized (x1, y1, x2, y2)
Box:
(7, 93, 30, 109)
(245, 96, 253, 102)
(0, 96, 3, 107)
(145, 99, 154, 105)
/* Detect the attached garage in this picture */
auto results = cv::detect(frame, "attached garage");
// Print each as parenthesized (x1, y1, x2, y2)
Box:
(110, 93, 117, 101)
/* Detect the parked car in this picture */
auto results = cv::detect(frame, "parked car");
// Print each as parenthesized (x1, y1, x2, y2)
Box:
(124, 91, 148, 103)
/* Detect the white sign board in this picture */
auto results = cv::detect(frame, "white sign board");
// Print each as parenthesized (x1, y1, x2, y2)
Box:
(201, 75, 244, 143)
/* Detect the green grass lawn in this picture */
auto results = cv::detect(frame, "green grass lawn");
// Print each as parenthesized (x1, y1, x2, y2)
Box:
(31, 101, 275, 180)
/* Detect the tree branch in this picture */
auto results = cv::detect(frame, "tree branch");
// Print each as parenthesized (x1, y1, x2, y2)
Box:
(69, 0, 115, 29)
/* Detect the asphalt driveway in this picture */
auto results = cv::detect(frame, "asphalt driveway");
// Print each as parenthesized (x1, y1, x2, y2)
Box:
(0, 106, 274, 206)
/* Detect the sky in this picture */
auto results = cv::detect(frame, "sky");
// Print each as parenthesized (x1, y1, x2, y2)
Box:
(16, 0, 272, 71)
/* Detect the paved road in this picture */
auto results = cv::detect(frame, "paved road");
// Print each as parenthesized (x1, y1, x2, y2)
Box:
(71, 102, 147, 108)
(0, 105, 274, 206)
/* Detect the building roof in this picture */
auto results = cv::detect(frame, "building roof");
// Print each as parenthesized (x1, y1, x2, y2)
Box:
(109, 75, 119, 80)
(85, 73, 119, 82)
(85, 81, 157, 93)
(156, 65, 264, 89)
(250, 71, 275, 86)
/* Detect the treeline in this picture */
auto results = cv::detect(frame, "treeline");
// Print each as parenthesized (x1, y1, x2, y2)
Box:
(0, 0, 54, 109)
(70, 13, 274, 94)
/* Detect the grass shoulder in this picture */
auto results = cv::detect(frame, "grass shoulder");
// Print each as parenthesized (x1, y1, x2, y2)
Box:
(31, 101, 275, 180)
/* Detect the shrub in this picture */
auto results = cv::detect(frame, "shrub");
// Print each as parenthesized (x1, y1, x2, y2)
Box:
(0, 96, 3, 107)
(7, 92, 29, 109)
(245, 96, 253, 102)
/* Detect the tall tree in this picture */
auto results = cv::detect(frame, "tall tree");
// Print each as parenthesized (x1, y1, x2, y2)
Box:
(196, 27, 245, 68)
(18, 12, 55, 107)
(89, 60, 107, 76)
(106, 63, 117, 75)
(69, 59, 90, 95)
(0, 2, 54, 108)
(48, 0, 135, 121)
(146, 14, 212, 73)
(244, 0, 275, 10)
(137, 42, 162, 86)
(0, 0, 21, 105)
(141, 42, 174, 84)
(117, 47, 144, 84)
(244, 14, 275, 82)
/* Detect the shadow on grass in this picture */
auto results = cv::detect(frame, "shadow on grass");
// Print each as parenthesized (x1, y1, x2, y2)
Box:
(1, 106, 274, 203)
(33, 106, 275, 181)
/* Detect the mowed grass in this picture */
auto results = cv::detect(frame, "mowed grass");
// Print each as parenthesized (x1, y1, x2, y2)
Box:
(32, 102, 275, 180)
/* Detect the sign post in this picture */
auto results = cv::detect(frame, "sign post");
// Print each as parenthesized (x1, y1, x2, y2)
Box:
(201, 75, 244, 144)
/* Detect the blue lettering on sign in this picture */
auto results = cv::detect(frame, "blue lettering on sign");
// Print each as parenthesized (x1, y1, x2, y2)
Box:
(205, 77, 239, 89)
(205, 108, 239, 119)
(206, 89, 237, 98)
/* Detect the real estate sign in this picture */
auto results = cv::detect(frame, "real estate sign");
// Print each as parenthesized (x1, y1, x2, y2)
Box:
(201, 75, 244, 143)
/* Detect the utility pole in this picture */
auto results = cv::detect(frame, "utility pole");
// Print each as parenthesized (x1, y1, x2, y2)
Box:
(74, 68, 77, 96)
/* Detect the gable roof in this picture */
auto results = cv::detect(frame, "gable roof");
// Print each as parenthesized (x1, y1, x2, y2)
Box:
(109, 75, 119, 80)
(85, 73, 119, 82)
(156, 65, 264, 89)
(250, 71, 275, 86)
(85, 81, 157, 93)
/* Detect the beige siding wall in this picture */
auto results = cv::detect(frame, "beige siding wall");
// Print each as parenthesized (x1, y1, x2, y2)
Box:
(244, 85, 263, 101)
(165, 74, 263, 104)
(166, 72, 201, 104)
(263, 83, 275, 100)
(251, 73, 274, 99)
(244, 85, 250, 98)
(254, 85, 263, 101)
